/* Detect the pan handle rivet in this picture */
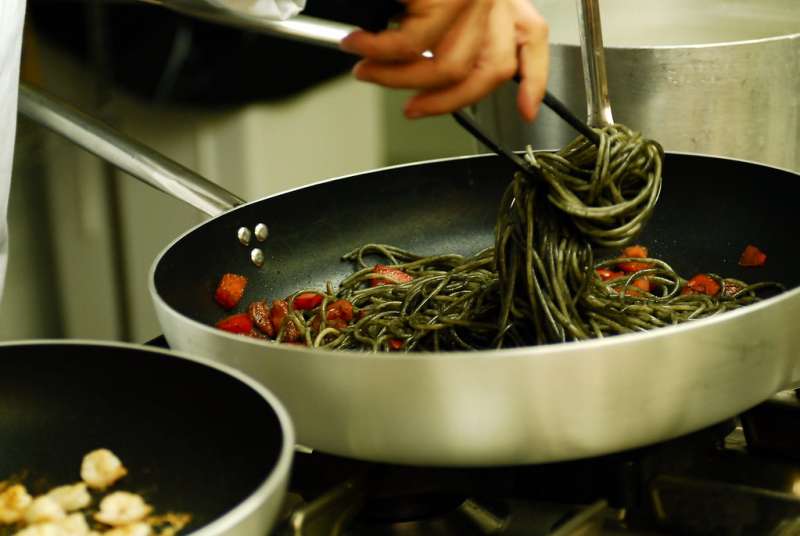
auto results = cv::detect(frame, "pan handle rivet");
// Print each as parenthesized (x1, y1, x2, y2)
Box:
(254, 223, 269, 242)
(251, 248, 265, 268)
(237, 227, 252, 246)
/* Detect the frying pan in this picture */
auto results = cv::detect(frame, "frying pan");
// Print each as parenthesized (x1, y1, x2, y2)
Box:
(0, 341, 294, 534)
(19, 84, 800, 467)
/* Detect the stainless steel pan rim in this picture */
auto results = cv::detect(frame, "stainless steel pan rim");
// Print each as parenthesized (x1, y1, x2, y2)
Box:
(148, 151, 799, 362)
(151, 284, 800, 362)
(0, 339, 296, 536)
(553, 31, 800, 52)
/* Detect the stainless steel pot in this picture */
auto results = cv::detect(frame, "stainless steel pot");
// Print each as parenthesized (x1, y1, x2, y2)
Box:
(476, 0, 800, 171)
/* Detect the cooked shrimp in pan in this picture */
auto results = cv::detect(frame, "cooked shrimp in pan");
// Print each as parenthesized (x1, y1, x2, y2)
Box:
(0, 484, 32, 524)
(94, 492, 152, 527)
(46, 483, 91, 512)
(24, 496, 66, 524)
(80, 449, 127, 490)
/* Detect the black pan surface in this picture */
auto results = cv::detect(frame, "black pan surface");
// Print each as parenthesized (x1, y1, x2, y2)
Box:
(155, 153, 800, 327)
(0, 343, 284, 532)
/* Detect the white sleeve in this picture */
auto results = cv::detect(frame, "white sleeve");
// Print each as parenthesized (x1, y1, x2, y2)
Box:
(0, 0, 26, 299)
(205, 0, 306, 20)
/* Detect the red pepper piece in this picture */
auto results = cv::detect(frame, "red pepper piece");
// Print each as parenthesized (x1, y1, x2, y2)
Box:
(247, 301, 275, 337)
(596, 268, 624, 281)
(370, 264, 414, 287)
(271, 299, 300, 342)
(738, 244, 767, 267)
(682, 274, 721, 296)
(293, 292, 324, 310)
(388, 338, 404, 351)
(215, 313, 253, 334)
(214, 273, 248, 309)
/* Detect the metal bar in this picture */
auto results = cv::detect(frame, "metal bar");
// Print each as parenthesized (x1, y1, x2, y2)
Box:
(141, 0, 351, 49)
(576, 0, 614, 127)
(18, 84, 244, 218)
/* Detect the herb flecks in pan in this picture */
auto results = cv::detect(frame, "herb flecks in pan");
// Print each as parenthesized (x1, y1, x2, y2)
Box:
(215, 125, 783, 351)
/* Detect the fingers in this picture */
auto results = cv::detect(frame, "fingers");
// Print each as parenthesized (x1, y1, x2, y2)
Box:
(340, 0, 470, 62)
(513, 0, 549, 122)
(341, 0, 550, 121)
(351, 0, 493, 91)
(404, 0, 518, 118)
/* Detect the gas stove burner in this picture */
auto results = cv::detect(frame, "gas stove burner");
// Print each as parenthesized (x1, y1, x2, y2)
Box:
(357, 493, 466, 523)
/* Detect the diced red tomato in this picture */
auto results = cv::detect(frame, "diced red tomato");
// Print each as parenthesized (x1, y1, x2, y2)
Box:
(293, 292, 324, 310)
(596, 268, 624, 281)
(682, 274, 721, 296)
(248, 301, 275, 337)
(618, 276, 651, 296)
(370, 264, 414, 287)
(622, 245, 649, 258)
(214, 273, 248, 309)
(245, 328, 268, 340)
(739, 244, 767, 267)
(617, 245, 653, 272)
(270, 299, 289, 329)
(388, 338, 404, 351)
(327, 300, 354, 322)
(618, 260, 654, 273)
(311, 299, 354, 332)
(215, 313, 253, 334)
(271, 299, 300, 342)
(630, 277, 651, 293)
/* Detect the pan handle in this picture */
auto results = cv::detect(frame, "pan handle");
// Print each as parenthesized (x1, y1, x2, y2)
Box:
(18, 84, 245, 218)
(141, 1, 355, 50)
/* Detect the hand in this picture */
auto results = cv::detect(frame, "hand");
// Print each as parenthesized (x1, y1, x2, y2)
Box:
(340, 0, 549, 122)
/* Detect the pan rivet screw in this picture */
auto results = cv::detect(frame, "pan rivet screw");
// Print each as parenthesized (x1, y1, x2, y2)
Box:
(237, 227, 252, 246)
(251, 248, 265, 268)
(255, 223, 269, 242)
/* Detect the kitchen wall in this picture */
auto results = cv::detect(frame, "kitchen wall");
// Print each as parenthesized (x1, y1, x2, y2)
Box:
(0, 38, 473, 343)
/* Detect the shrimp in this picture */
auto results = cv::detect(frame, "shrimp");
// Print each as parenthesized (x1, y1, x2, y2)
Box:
(94, 492, 151, 527)
(11, 516, 89, 536)
(80, 450, 127, 490)
(103, 523, 151, 536)
(24, 496, 66, 525)
(12, 523, 64, 536)
(0, 484, 32, 524)
(58, 513, 90, 535)
(47, 483, 91, 512)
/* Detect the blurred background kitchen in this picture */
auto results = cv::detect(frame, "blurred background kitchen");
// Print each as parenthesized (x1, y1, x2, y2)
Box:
(4, 0, 799, 343)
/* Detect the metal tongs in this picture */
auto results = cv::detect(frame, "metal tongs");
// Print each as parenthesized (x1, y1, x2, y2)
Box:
(577, 0, 614, 129)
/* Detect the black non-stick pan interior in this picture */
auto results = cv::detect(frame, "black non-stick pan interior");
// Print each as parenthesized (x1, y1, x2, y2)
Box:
(0, 344, 284, 531)
(155, 153, 800, 328)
